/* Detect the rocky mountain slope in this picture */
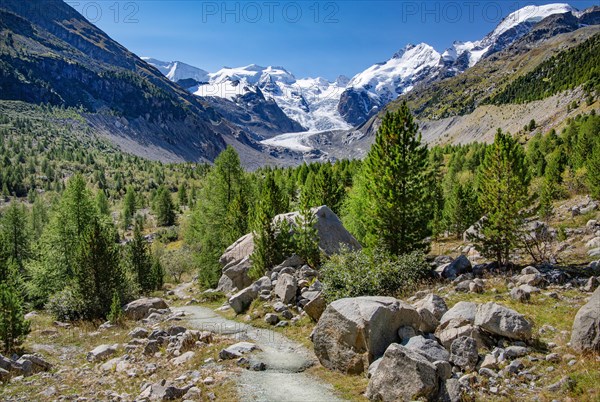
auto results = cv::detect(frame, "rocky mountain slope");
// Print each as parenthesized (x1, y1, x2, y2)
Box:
(0, 0, 291, 168)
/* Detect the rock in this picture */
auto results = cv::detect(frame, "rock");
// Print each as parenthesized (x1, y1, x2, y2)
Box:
(264, 313, 279, 325)
(510, 286, 531, 302)
(129, 327, 150, 339)
(16, 355, 52, 373)
(546, 353, 561, 363)
(275, 320, 288, 328)
(219, 342, 258, 360)
(435, 318, 487, 349)
(312, 296, 421, 374)
(438, 255, 472, 280)
(505, 345, 528, 358)
(219, 233, 254, 268)
(521, 266, 540, 275)
(87, 344, 118, 362)
(455, 280, 471, 293)
(138, 381, 191, 401)
(171, 351, 195, 366)
(272, 302, 288, 313)
(413, 294, 448, 320)
(281, 309, 293, 320)
(440, 301, 477, 325)
(583, 276, 599, 292)
(123, 298, 169, 320)
(480, 353, 498, 369)
(274, 273, 297, 304)
(517, 273, 544, 287)
(586, 237, 600, 249)
(184, 386, 202, 400)
(304, 292, 326, 321)
(398, 326, 417, 342)
(439, 378, 463, 402)
(404, 335, 449, 363)
(507, 359, 524, 374)
(218, 257, 253, 293)
(588, 248, 600, 257)
(367, 358, 382, 379)
(474, 302, 532, 341)
(228, 285, 258, 314)
(570, 286, 600, 353)
(434, 360, 452, 380)
(450, 336, 479, 371)
(366, 344, 439, 402)
(144, 340, 160, 355)
(469, 281, 484, 294)
(416, 307, 440, 333)
(254, 276, 272, 292)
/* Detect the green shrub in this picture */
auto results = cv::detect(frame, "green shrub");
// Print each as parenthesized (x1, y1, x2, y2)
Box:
(320, 247, 431, 302)
(46, 286, 85, 322)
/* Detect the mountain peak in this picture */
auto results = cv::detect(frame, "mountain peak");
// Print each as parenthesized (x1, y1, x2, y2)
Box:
(491, 3, 576, 39)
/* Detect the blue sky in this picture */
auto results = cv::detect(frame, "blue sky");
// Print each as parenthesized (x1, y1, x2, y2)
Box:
(68, 1, 599, 80)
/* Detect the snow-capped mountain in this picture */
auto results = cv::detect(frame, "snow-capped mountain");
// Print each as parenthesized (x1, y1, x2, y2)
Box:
(141, 57, 210, 83)
(146, 3, 581, 133)
(144, 60, 352, 132)
(337, 3, 579, 126)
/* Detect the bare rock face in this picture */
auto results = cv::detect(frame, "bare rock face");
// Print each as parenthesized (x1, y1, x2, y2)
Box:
(570, 286, 600, 353)
(413, 294, 448, 321)
(217, 234, 254, 293)
(123, 298, 169, 321)
(474, 302, 532, 341)
(312, 296, 421, 374)
(366, 343, 440, 402)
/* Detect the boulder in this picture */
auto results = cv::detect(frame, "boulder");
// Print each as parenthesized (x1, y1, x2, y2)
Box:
(219, 232, 254, 267)
(170, 351, 195, 366)
(123, 298, 169, 321)
(264, 313, 279, 325)
(87, 344, 118, 362)
(304, 292, 326, 321)
(510, 286, 531, 303)
(583, 276, 599, 293)
(570, 286, 600, 353)
(416, 307, 440, 333)
(228, 285, 258, 314)
(219, 342, 259, 360)
(450, 336, 479, 371)
(138, 381, 191, 401)
(312, 296, 421, 374)
(474, 303, 532, 341)
(435, 318, 488, 349)
(274, 273, 297, 304)
(254, 276, 272, 292)
(217, 256, 253, 293)
(440, 301, 477, 325)
(366, 344, 439, 401)
(413, 294, 448, 320)
(16, 355, 52, 373)
(128, 327, 150, 339)
(438, 255, 472, 280)
(517, 273, 544, 287)
(404, 335, 449, 363)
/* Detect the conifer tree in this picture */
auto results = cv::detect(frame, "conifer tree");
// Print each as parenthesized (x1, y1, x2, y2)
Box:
(122, 185, 136, 229)
(149, 256, 164, 291)
(128, 220, 153, 293)
(475, 129, 529, 266)
(96, 190, 110, 216)
(0, 201, 30, 269)
(0, 282, 30, 352)
(586, 141, 600, 199)
(293, 190, 320, 267)
(362, 102, 432, 254)
(178, 184, 188, 207)
(155, 186, 175, 226)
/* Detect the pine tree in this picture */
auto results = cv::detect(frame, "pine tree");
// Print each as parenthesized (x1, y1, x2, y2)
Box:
(177, 184, 188, 207)
(149, 256, 164, 291)
(96, 190, 110, 216)
(586, 140, 600, 199)
(362, 103, 432, 254)
(186, 146, 250, 288)
(0, 201, 30, 269)
(74, 218, 125, 319)
(443, 180, 480, 238)
(155, 186, 175, 226)
(293, 190, 320, 267)
(122, 185, 136, 229)
(128, 220, 153, 293)
(0, 282, 30, 352)
(475, 129, 529, 266)
(30, 195, 48, 240)
(107, 290, 123, 325)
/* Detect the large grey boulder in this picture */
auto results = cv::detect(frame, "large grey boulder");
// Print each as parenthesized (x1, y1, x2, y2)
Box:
(123, 298, 169, 321)
(404, 335, 450, 363)
(274, 273, 297, 304)
(570, 286, 600, 353)
(474, 302, 532, 341)
(228, 285, 258, 314)
(217, 256, 253, 293)
(450, 336, 479, 371)
(219, 233, 254, 267)
(435, 318, 488, 349)
(312, 296, 421, 374)
(274, 205, 361, 255)
(440, 301, 477, 325)
(413, 294, 448, 321)
(366, 343, 439, 401)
